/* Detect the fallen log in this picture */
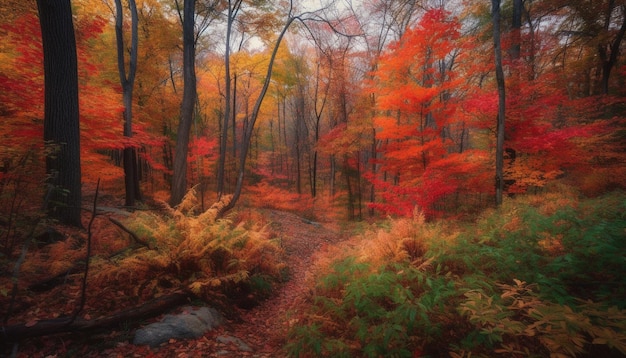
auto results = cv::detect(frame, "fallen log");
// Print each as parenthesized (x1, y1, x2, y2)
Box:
(1, 291, 191, 342)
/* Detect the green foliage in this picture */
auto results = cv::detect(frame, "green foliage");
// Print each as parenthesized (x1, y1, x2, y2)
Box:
(287, 190, 626, 357)
(287, 257, 457, 357)
(457, 280, 626, 357)
(445, 191, 626, 307)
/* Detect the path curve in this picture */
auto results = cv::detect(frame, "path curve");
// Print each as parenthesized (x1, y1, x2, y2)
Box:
(213, 209, 343, 357)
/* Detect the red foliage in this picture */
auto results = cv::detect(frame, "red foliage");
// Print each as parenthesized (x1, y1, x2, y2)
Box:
(367, 9, 490, 217)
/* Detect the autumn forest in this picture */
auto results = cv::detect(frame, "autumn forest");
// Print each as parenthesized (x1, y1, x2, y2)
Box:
(1, 0, 625, 356)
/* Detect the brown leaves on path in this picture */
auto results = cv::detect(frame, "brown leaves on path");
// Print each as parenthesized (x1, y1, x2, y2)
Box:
(222, 209, 344, 357)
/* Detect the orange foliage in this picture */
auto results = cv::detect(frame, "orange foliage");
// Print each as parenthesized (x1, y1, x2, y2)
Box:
(246, 181, 315, 213)
(367, 9, 490, 217)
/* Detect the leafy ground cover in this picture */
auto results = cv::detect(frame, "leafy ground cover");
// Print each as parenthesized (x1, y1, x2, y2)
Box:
(287, 187, 626, 357)
(2, 187, 625, 357)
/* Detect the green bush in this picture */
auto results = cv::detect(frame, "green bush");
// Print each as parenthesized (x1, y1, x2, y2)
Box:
(286, 258, 457, 357)
(444, 191, 626, 307)
(287, 191, 626, 357)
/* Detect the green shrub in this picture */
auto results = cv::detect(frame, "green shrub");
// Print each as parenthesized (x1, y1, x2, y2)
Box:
(286, 258, 457, 357)
(442, 191, 626, 306)
(287, 190, 626, 357)
(456, 279, 626, 357)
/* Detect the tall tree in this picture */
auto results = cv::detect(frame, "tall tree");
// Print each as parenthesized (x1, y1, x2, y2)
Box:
(114, 0, 141, 207)
(308, 46, 331, 198)
(170, 0, 197, 207)
(217, 0, 242, 197)
(219, 2, 307, 215)
(597, 2, 626, 95)
(492, 0, 506, 206)
(37, 0, 82, 226)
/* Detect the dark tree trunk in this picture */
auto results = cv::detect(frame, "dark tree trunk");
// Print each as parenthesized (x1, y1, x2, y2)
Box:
(511, 0, 523, 60)
(598, 4, 626, 95)
(492, 0, 506, 206)
(170, 0, 197, 207)
(343, 155, 355, 220)
(115, 0, 141, 207)
(217, 1, 242, 196)
(37, 0, 82, 226)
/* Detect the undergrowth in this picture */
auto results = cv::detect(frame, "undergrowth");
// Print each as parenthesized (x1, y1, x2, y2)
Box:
(286, 189, 626, 357)
(1, 187, 288, 328)
(90, 188, 287, 307)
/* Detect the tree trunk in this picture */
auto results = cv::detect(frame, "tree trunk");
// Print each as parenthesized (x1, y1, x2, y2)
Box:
(115, 0, 141, 207)
(1, 291, 190, 342)
(343, 155, 355, 220)
(37, 0, 82, 227)
(170, 0, 196, 207)
(219, 13, 299, 216)
(492, 0, 506, 206)
(511, 0, 522, 61)
(329, 155, 336, 197)
(217, 0, 242, 196)
(598, 4, 626, 95)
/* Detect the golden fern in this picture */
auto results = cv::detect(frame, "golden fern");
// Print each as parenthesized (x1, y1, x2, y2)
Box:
(89, 188, 284, 303)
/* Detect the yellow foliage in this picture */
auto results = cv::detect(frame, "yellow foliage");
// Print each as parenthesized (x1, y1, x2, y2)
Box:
(90, 188, 284, 302)
(537, 232, 565, 255)
(523, 183, 580, 215)
(21, 235, 85, 278)
(356, 214, 445, 270)
(309, 213, 454, 286)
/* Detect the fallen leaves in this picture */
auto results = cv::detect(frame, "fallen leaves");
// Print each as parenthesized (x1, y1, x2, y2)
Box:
(6, 209, 344, 358)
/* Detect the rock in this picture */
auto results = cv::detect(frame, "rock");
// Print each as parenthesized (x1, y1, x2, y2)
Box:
(133, 306, 222, 347)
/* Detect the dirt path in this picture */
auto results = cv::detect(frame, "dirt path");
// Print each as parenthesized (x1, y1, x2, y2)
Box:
(203, 209, 344, 357)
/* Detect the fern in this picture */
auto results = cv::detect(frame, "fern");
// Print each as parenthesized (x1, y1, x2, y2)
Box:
(289, 257, 457, 357)
(89, 189, 285, 306)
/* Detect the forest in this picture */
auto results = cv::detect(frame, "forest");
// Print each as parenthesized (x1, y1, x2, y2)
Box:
(1, 0, 625, 356)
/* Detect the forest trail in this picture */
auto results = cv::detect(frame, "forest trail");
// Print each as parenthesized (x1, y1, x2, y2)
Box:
(8, 208, 345, 357)
(215, 209, 344, 357)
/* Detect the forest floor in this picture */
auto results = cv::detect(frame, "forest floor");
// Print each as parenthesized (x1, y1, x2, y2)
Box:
(11, 209, 346, 357)
(207, 209, 346, 357)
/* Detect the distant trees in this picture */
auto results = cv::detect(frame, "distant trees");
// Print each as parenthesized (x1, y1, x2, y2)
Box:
(0, 0, 622, 221)
(219, 3, 304, 214)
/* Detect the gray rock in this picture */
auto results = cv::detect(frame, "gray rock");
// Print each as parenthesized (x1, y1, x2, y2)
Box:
(133, 306, 222, 347)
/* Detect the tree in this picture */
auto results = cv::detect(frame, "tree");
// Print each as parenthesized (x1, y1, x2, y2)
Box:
(492, 0, 506, 206)
(170, 0, 196, 207)
(339, 0, 423, 217)
(37, 0, 82, 226)
(306, 45, 330, 198)
(114, 0, 141, 207)
(550, 0, 626, 95)
(362, 8, 490, 217)
(216, 0, 242, 197)
(219, 2, 310, 215)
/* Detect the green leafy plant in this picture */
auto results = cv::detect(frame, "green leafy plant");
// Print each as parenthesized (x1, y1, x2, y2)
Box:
(287, 190, 626, 357)
(287, 256, 457, 357)
(457, 279, 626, 357)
